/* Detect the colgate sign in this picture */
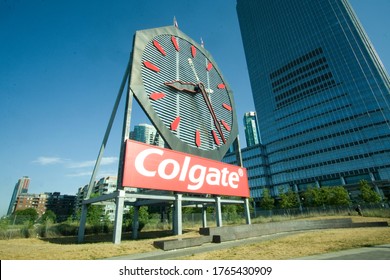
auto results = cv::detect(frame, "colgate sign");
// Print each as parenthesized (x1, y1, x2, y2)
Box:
(122, 140, 250, 197)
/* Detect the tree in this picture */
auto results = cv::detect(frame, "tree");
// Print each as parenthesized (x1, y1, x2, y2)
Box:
(279, 189, 299, 209)
(86, 193, 106, 225)
(359, 180, 381, 203)
(260, 189, 275, 210)
(302, 187, 323, 207)
(326, 186, 351, 206)
(86, 204, 105, 225)
(13, 208, 38, 224)
(40, 210, 56, 223)
(303, 186, 350, 207)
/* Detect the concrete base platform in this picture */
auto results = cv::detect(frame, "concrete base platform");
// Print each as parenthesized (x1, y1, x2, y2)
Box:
(154, 236, 212, 251)
(153, 218, 388, 251)
(200, 218, 388, 242)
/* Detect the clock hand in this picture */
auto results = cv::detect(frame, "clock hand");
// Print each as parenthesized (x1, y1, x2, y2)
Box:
(188, 58, 200, 82)
(188, 58, 214, 94)
(164, 80, 226, 144)
(164, 80, 198, 93)
(197, 83, 226, 144)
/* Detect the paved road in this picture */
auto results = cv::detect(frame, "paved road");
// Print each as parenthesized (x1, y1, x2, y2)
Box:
(105, 231, 390, 260)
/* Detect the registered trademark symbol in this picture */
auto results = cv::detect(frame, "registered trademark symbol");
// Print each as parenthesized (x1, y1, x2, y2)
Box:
(238, 168, 243, 177)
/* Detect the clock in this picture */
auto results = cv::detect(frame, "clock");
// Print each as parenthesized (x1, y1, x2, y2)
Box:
(129, 26, 238, 161)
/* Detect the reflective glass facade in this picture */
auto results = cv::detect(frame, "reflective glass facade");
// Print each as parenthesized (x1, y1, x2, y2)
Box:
(7, 176, 30, 215)
(224, 144, 270, 199)
(130, 123, 165, 147)
(236, 0, 390, 195)
(243, 112, 261, 147)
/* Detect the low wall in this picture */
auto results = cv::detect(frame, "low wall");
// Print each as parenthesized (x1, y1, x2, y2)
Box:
(154, 236, 212, 251)
(154, 218, 388, 250)
(200, 218, 353, 242)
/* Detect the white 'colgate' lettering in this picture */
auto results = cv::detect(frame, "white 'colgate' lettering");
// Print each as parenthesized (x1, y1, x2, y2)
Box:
(134, 148, 241, 190)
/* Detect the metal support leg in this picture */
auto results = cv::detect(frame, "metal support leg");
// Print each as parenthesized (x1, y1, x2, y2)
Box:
(244, 198, 251, 225)
(172, 203, 176, 233)
(202, 205, 207, 228)
(113, 190, 125, 244)
(173, 194, 182, 235)
(77, 204, 88, 243)
(215, 196, 222, 227)
(131, 206, 139, 240)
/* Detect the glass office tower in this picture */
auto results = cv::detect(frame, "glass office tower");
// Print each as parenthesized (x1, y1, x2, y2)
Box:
(130, 123, 165, 147)
(243, 112, 261, 147)
(237, 0, 390, 194)
(7, 176, 30, 215)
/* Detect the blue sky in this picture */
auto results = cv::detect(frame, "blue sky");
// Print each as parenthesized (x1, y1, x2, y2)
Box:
(0, 0, 389, 217)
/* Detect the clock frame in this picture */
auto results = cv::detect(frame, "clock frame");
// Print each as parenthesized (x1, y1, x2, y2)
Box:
(129, 25, 238, 161)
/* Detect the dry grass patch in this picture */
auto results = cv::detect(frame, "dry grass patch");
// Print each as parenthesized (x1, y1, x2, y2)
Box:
(0, 229, 200, 260)
(184, 227, 390, 260)
(0, 237, 157, 260)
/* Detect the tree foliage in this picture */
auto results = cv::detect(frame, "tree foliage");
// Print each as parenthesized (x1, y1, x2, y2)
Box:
(302, 186, 325, 207)
(359, 180, 381, 203)
(86, 204, 105, 225)
(13, 208, 38, 224)
(279, 189, 299, 209)
(40, 210, 56, 223)
(327, 186, 351, 206)
(303, 186, 350, 207)
(260, 188, 275, 210)
(86, 193, 107, 225)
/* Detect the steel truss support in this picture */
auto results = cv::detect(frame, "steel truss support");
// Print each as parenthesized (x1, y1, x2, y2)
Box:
(78, 58, 131, 244)
(77, 53, 251, 244)
(173, 193, 183, 235)
(79, 190, 248, 243)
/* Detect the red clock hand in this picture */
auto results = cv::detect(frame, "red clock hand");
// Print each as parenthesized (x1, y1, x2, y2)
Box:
(197, 83, 226, 144)
(164, 80, 226, 144)
(164, 80, 198, 93)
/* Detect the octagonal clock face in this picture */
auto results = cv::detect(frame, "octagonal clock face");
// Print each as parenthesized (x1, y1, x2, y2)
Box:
(129, 26, 238, 161)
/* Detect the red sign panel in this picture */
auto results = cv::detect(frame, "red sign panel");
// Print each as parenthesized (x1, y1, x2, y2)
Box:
(122, 140, 250, 197)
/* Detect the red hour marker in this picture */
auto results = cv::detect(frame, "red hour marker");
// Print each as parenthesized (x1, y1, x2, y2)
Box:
(222, 103, 232, 111)
(212, 130, 220, 145)
(195, 130, 201, 147)
(149, 92, 166, 101)
(170, 116, 181, 131)
(217, 83, 226, 89)
(206, 62, 213, 71)
(191, 45, 196, 58)
(144, 61, 160, 72)
(171, 36, 180, 51)
(221, 120, 231, 131)
(153, 40, 166, 56)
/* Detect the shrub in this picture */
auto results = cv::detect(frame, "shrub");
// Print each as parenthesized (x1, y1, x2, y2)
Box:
(20, 222, 34, 238)
(123, 206, 150, 232)
(55, 222, 79, 236)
